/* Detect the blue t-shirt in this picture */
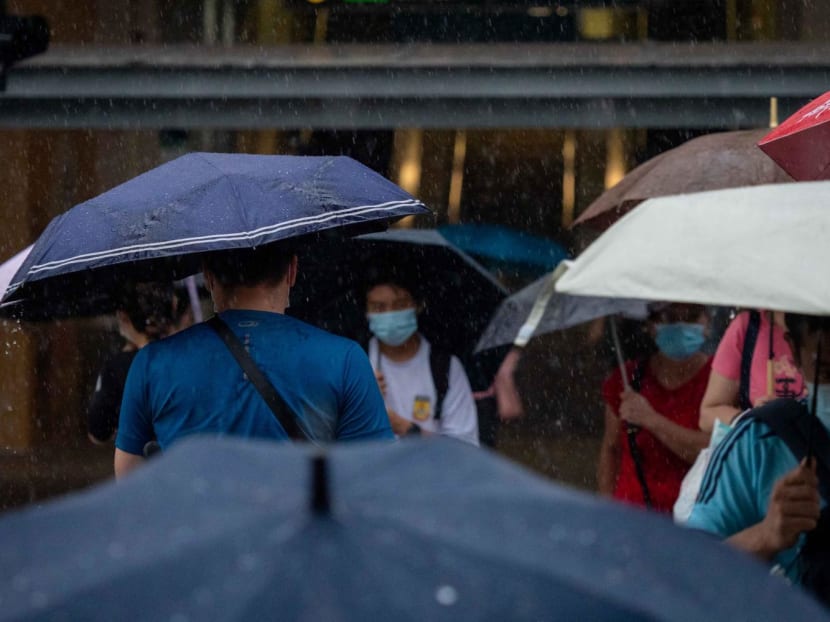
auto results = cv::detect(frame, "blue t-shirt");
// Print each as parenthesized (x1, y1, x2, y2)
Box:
(687, 416, 813, 583)
(116, 310, 392, 454)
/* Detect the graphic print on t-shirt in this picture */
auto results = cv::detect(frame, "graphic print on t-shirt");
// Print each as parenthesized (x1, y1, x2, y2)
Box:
(413, 395, 432, 421)
(773, 357, 805, 399)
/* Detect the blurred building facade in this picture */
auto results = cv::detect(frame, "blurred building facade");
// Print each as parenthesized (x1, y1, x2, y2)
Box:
(2, 0, 830, 508)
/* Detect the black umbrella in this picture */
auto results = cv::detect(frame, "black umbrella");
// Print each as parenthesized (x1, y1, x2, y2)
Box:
(289, 229, 509, 360)
(0, 437, 825, 621)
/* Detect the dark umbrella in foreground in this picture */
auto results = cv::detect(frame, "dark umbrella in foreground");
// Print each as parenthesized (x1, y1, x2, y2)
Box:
(289, 228, 508, 360)
(572, 129, 793, 230)
(0, 436, 826, 622)
(0, 153, 429, 320)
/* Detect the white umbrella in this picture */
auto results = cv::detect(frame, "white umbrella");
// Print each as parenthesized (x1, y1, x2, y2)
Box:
(556, 181, 830, 315)
(0, 245, 32, 299)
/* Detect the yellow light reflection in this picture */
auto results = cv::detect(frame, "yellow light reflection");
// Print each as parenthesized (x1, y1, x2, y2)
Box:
(562, 130, 576, 228)
(447, 130, 467, 224)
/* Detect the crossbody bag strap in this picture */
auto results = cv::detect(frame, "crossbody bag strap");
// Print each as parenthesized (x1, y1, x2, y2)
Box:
(739, 310, 762, 411)
(207, 316, 308, 441)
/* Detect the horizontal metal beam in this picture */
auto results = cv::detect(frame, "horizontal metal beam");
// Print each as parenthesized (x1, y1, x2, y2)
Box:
(1, 43, 828, 129)
(0, 97, 804, 130)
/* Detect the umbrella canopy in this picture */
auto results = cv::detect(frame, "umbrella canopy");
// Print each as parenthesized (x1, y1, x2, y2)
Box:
(0, 153, 429, 320)
(759, 91, 830, 181)
(557, 181, 830, 315)
(0, 245, 31, 299)
(573, 129, 793, 230)
(0, 436, 825, 622)
(475, 263, 649, 352)
(289, 228, 508, 359)
(437, 223, 568, 278)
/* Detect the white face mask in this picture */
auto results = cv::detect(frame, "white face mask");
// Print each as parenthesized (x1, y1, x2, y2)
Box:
(806, 382, 830, 432)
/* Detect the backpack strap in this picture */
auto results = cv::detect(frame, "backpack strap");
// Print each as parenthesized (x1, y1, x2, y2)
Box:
(207, 316, 308, 441)
(739, 310, 762, 411)
(747, 399, 830, 500)
(430, 348, 452, 421)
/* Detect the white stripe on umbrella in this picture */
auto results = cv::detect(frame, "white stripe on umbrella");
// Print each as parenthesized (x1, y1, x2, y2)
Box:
(13, 199, 424, 287)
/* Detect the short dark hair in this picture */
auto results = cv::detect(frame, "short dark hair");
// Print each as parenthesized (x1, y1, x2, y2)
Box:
(118, 281, 178, 340)
(202, 243, 294, 288)
(363, 267, 423, 305)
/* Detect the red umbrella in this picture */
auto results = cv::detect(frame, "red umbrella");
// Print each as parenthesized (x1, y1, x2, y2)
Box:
(758, 91, 830, 181)
(573, 129, 793, 230)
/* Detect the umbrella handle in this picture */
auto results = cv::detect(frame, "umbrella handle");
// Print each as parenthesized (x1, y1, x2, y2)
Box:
(609, 316, 631, 392)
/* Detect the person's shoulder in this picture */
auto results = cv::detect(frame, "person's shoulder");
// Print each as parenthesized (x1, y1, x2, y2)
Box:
(727, 404, 802, 450)
(278, 315, 369, 358)
(139, 321, 213, 359)
(725, 309, 753, 336)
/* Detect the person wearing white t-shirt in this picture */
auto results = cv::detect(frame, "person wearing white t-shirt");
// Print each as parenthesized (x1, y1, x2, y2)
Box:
(365, 278, 479, 446)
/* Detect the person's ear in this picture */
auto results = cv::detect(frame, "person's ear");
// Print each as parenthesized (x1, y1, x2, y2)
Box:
(287, 255, 298, 288)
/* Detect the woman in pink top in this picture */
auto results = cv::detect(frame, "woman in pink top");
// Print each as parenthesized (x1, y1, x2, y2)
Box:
(698, 310, 806, 432)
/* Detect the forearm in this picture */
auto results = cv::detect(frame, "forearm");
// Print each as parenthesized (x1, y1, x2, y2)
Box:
(725, 523, 779, 562)
(114, 448, 145, 479)
(643, 415, 709, 464)
(699, 404, 741, 433)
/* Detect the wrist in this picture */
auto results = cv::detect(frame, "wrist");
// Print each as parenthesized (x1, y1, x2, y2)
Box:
(406, 422, 421, 436)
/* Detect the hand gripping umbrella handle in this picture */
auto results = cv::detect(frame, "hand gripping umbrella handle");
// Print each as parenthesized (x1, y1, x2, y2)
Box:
(610, 316, 653, 508)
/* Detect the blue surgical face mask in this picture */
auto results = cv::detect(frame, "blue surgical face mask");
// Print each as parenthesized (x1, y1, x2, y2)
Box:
(654, 323, 705, 360)
(806, 382, 830, 432)
(367, 308, 418, 347)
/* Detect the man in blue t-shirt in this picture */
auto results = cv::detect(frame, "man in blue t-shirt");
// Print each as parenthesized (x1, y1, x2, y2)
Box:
(687, 314, 829, 585)
(114, 244, 393, 478)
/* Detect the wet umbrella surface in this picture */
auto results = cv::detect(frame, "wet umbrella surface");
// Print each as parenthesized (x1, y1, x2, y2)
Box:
(0, 437, 827, 622)
(572, 129, 793, 230)
(0, 153, 429, 320)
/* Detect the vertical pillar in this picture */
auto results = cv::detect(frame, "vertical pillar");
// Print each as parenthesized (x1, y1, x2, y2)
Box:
(389, 129, 423, 228)
(0, 131, 36, 450)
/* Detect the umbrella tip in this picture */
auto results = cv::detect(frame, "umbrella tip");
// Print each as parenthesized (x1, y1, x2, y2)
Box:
(310, 452, 331, 516)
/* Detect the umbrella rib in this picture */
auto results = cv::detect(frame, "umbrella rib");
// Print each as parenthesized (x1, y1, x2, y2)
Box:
(16, 200, 425, 281)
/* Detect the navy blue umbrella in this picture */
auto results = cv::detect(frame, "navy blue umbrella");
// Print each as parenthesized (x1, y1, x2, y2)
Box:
(0, 436, 826, 622)
(0, 153, 429, 320)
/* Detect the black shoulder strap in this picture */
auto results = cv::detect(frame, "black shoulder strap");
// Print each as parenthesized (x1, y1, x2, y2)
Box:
(430, 348, 452, 421)
(739, 310, 762, 411)
(748, 399, 830, 500)
(207, 316, 308, 441)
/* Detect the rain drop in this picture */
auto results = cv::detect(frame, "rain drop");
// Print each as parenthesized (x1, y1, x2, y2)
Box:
(435, 584, 459, 606)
